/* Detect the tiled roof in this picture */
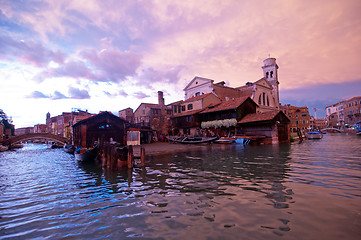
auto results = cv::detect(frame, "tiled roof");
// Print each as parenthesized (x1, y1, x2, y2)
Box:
(238, 110, 283, 124)
(200, 96, 252, 114)
(184, 92, 214, 102)
(172, 109, 204, 118)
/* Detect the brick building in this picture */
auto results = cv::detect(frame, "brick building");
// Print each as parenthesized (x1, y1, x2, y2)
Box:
(280, 104, 311, 133)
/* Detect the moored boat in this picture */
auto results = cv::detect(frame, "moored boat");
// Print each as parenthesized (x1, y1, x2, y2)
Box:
(214, 137, 236, 144)
(306, 131, 323, 139)
(63, 143, 75, 154)
(167, 136, 218, 144)
(74, 146, 99, 162)
(0, 145, 8, 152)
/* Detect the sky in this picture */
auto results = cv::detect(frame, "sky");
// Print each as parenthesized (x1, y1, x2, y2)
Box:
(1, 0, 361, 128)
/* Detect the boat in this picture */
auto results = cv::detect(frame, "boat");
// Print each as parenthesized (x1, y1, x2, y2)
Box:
(167, 136, 218, 144)
(0, 145, 8, 152)
(63, 143, 75, 154)
(306, 131, 323, 139)
(214, 137, 236, 144)
(74, 146, 99, 162)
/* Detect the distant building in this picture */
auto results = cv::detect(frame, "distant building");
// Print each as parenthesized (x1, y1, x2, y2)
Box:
(280, 104, 311, 133)
(119, 108, 134, 124)
(46, 110, 94, 138)
(325, 96, 361, 128)
(15, 127, 34, 135)
(310, 117, 327, 130)
(344, 96, 361, 125)
(133, 91, 173, 135)
(34, 124, 47, 133)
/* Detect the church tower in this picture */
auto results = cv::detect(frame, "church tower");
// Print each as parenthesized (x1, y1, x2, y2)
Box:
(262, 58, 279, 108)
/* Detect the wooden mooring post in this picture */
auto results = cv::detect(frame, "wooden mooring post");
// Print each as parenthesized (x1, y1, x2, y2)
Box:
(140, 145, 146, 167)
(127, 145, 134, 168)
(100, 143, 146, 170)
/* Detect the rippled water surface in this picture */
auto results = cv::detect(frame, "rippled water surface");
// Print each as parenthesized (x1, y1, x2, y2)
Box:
(1, 134, 361, 239)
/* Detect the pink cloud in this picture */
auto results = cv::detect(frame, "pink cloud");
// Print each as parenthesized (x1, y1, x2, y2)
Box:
(80, 49, 141, 82)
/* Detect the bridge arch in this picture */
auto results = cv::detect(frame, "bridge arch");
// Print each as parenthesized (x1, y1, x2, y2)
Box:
(320, 128, 342, 133)
(3, 133, 69, 146)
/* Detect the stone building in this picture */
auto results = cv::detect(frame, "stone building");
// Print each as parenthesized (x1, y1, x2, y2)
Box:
(280, 104, 311, 133)
(344, 96, 361, 125)
(325, 96, 361, 128)
(119, 108, 134, 124)
(133, 91, 173, 135)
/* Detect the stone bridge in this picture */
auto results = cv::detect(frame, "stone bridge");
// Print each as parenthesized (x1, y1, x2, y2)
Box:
(320, 128, 342, 133)
(2, 133, 69, 146)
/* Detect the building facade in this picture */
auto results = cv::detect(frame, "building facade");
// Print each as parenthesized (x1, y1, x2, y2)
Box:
(133, 91, 173, 135)
(280, 104, 311, 132)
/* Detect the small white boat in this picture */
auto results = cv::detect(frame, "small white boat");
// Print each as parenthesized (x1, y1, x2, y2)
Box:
(306, 131, 323, 139)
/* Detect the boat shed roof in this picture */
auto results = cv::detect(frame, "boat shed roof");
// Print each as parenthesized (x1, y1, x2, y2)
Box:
(238, 110, 290, 125)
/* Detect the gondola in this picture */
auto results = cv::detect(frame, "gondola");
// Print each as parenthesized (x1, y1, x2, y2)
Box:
(63, 143, 75, 154)
(74, 146, 99, 162)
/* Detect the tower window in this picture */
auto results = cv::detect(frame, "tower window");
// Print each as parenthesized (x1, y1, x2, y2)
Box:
(266, 72, 269, 78)
(270, 71, 273, 78)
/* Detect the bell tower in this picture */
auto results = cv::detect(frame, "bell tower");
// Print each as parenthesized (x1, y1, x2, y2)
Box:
(262, 57, 279, 108)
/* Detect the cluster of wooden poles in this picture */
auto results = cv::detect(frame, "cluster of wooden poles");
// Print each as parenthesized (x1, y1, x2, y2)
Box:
(100, 142, 146, 170)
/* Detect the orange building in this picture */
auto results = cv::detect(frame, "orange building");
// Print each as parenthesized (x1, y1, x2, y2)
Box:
(280, 104, 311, 133)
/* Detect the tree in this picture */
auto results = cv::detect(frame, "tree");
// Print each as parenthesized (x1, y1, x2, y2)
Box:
(0, 109, 13, 127)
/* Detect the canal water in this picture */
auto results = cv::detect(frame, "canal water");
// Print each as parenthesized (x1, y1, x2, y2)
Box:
(0, 134, 360, 240)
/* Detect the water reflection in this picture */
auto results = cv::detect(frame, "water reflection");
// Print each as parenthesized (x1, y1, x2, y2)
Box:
(1, 135, 361, 239)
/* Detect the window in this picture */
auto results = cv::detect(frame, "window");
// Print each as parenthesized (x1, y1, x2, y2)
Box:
(266, 72, 269, 78)
(182, 105, 185, 111)
(174, 106, 177, 113)
(263, 93, 266, 105)
(187, 104, 193, 110)
(270, 71, 273, 78)
(258, 95, 262, 105)
(267, 96, 269, 106)
(195, 92, 200, 96)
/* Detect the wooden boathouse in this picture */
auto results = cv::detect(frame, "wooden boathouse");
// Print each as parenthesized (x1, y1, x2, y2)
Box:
(73, 111, 129, 148)
(237, 110, 290, 144)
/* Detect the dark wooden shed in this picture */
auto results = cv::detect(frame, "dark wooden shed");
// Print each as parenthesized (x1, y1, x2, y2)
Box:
(73, 111, 128, 148)
(238, 110, 290, 144)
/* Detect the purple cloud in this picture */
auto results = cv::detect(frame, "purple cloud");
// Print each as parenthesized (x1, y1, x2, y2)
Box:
(133, 91, 150, 99)
(137, 66, 183, 87)
(27, 91, 50, 99)
(0, 35, 65, 67)
(119, 89, 128, 97)
(52, 91, 67, 100)
(80, 49, 141, 82)
(68, 87, 90, 99)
